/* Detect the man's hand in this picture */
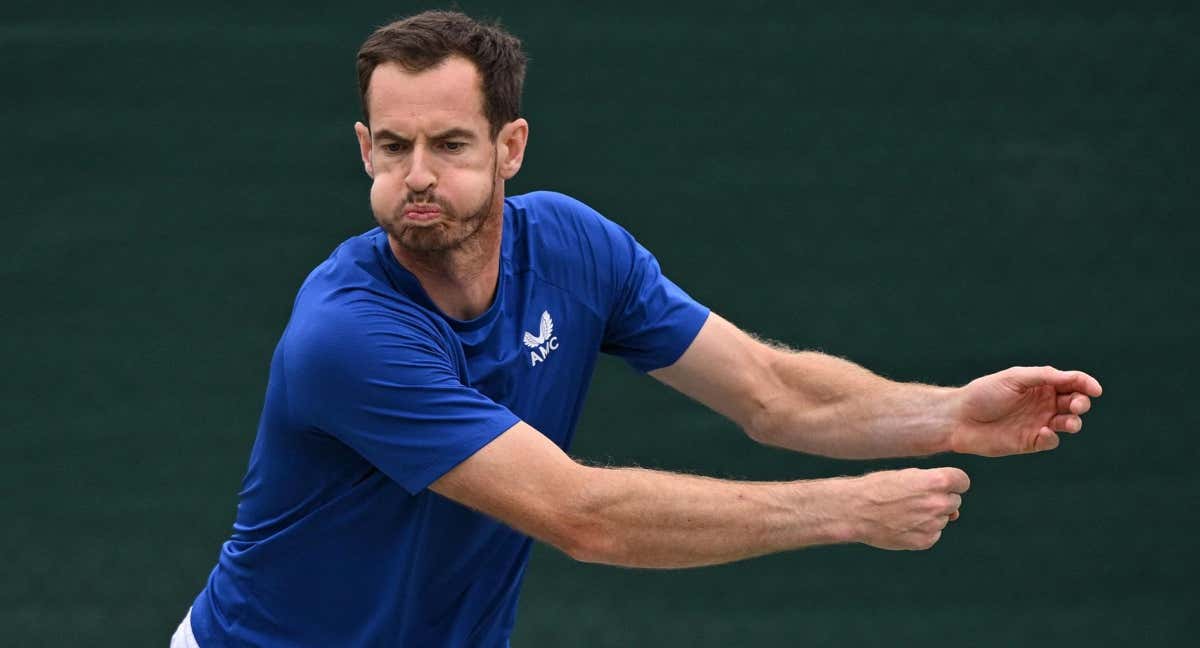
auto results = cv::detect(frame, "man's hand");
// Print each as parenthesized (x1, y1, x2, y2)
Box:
(948, 366, 1104, 457)
(847, 467, 970, 550)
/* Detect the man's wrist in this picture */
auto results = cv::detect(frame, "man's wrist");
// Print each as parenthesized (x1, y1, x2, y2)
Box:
(803, 476, 864, 546)
(934, 386, 966, 455)
(909, 384, 964, 456)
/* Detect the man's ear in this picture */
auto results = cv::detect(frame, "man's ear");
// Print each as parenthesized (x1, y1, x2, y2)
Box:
(496, 118, 529, 180)
(354, 121, 374, 178)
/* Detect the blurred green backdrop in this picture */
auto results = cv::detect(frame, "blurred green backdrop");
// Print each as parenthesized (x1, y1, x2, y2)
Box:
(3, 1, 1197, 646)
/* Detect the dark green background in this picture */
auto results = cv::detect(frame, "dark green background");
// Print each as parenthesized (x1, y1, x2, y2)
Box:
(4, 1, 1197, 645)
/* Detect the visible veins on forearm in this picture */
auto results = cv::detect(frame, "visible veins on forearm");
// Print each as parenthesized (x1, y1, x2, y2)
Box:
(754, 348, 954, 458)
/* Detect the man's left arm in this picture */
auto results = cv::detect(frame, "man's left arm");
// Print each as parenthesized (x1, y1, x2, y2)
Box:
(650, 313, 1103, 459)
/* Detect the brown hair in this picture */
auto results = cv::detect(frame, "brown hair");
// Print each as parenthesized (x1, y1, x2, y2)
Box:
(356, 11, 527, 138)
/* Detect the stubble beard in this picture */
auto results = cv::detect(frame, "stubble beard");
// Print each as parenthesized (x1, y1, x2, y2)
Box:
(383, 161, 500, 255)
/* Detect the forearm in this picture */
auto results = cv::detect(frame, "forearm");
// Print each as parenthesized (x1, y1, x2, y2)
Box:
(750, 350, 961, 459)
(564, 465, 854, 568)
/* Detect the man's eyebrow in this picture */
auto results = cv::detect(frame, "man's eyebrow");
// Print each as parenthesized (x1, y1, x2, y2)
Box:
(370, 128, 477, 142)
(371, 129, 409, 142)
(430, 127, 477, 141)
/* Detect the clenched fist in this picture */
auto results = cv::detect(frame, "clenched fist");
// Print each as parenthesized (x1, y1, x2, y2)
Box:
(848, 467, 970, 550)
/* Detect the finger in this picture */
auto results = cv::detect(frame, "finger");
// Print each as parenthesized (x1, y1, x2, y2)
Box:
(921, 517, 949, 533)
(924, 530, 943, 550)
(949, 509, 960, 522)
(1005, 366, 1103, 397)
(1056, 393, 1092, 415)
(1033, 428, 1061, 452)
(909, 530, 943, 551)
(944, 493, 962, 514)
(933, 467, 971, 493)
(1049, 370, 1103, 397)
(1049, 414, 1082, 433)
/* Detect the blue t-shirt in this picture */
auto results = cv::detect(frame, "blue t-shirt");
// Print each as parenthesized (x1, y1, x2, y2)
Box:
(189, 191, 710, 647)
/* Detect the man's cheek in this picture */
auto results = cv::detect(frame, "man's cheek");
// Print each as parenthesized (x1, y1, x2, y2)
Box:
(369, 178, 398, 216)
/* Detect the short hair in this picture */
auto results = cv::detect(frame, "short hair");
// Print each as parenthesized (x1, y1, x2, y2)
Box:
(356, 10, 527, 138)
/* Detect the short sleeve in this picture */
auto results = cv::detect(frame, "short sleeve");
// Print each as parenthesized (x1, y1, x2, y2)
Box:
(599, 221, 711, 372)
(284, 307, 520, 495)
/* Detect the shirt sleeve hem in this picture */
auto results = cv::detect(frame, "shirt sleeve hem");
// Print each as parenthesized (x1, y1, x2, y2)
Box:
(628, 305, 712, 374)
(396, 411, 523, 494)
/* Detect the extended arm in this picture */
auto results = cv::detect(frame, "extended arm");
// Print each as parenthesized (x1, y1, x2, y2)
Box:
(651, 313, 1103, 458)
(431, 421, 969, 568)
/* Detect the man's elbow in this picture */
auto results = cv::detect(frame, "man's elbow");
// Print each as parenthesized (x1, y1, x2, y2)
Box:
(540, 468, 626, 565)
(741, 348, 844, 449)
(736, 342, 811, 446)
(744, 400, 834, 452)
(743, 421, 776, 447)
(556, 524, 623, 565)
(741, 376, 788, 448)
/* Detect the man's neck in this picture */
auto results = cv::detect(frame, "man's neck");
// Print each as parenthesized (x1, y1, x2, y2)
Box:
(389, 210, 504, 321)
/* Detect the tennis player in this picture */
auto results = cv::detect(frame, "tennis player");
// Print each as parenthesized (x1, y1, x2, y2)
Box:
(173, 10, 1103, 647)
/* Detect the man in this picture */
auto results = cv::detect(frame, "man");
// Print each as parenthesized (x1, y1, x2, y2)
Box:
(174, 10, 1103, 647)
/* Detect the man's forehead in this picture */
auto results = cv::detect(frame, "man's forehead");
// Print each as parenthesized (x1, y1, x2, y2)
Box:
(366, 57, 488, 134)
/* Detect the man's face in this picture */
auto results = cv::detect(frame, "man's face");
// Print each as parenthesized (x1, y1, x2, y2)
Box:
(355, 57, 500, 253)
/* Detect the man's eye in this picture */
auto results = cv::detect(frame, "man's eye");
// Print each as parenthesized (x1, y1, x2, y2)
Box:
(441, 141, 465, 152)
(382, 142, 406, 153)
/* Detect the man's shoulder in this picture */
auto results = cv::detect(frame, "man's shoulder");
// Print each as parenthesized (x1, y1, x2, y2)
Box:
(507, 190, 633, 264)
(507, 189, 588, 214)
(282, 294, 450, 387)
(298, 227, 388, 295)
(286, 229, 446, 360)
(508, 190, 620, 235)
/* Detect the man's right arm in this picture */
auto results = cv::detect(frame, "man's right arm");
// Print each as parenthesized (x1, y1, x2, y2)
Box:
(431, 422, 970, 568)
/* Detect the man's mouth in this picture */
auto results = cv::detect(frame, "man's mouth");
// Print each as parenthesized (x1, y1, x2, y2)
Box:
(402, 204, 442, 222)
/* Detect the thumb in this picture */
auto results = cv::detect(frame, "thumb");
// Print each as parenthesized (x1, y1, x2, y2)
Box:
(930, 467, 971, 493)
(1030, 428, 1061, 453)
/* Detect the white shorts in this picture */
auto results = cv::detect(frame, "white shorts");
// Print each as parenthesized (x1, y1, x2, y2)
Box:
(170, 608, 200, 648)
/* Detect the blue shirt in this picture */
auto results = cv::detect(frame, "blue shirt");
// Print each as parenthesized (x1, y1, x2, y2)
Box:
(189, 191, 710, 646)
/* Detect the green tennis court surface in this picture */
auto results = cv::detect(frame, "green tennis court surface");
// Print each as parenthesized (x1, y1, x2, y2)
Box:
(3, 2, 1196, 645)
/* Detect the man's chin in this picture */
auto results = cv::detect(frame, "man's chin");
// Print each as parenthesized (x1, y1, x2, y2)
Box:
(396, 218, 486, 252)
(396, 230, 457, 253)
(382, 198, 494, 254)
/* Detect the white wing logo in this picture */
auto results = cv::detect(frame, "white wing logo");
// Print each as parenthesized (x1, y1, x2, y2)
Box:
(524, 310, 560, 367)
(523, 311, 554, 348)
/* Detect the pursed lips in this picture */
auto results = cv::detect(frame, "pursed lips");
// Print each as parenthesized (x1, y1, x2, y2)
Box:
(402, 204, 442, 222)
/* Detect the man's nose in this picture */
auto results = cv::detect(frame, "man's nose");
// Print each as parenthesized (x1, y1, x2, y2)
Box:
(404, 147, 436, 194)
